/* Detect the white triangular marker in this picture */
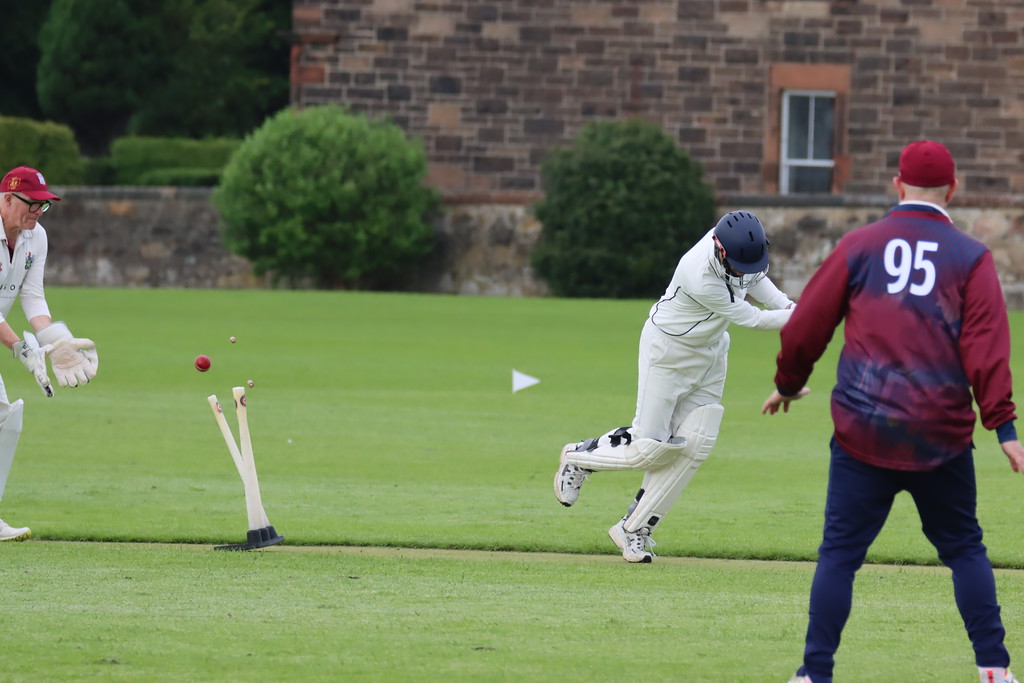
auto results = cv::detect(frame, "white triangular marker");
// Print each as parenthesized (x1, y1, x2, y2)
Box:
(512, 369, 541, 393)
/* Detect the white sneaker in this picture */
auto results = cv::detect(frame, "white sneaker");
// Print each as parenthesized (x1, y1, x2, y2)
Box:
(787, 676, 812, 683)
(608, 521, 654, 563)
(0, 518, 31, 542)
(980, 667, 1020, 683)
(553, 442, 590, 507)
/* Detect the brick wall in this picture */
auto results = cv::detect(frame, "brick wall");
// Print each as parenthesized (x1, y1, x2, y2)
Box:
(291, 0, 1024, 203)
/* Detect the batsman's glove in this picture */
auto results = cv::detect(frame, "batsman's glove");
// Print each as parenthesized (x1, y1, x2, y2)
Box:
(13, 338, 54, 397)
(34, 321, 99, 388)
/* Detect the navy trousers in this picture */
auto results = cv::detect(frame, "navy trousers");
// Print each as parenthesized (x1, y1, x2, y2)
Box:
(798, 438, 1009, 683)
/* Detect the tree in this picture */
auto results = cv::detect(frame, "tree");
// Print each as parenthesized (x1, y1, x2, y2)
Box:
(35, 0, 290, 155)
(0, 0, 52, 118)
(131, 0, 290, 139)
(36, 0, 160, 155)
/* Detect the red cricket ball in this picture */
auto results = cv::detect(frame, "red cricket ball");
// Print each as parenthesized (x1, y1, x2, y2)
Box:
(194, 355, 212, 372)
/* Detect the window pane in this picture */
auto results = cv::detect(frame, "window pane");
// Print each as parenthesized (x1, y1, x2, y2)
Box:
(811, 97, 835, 160)
(786, 95, 810, 159)
(790, 166, 832, 193)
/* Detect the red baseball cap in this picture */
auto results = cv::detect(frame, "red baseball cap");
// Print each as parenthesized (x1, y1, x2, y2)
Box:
(1, 166, 61, 201)
(897, 140, 956, 188)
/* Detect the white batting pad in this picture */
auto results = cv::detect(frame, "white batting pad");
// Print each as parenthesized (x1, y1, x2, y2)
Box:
(678, 403, 724, 460)
(623, 403, 723, 533)
(563, 428, 688, 471)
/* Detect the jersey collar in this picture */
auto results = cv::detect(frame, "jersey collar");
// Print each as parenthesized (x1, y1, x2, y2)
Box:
(896, 199, 951, 220)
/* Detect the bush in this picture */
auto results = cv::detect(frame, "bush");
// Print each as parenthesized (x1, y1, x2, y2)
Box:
(531, 119, 716, 298)
(212, 105, 440, 289)
(0, 116, 83, 184)
(110, 136, 241, 186)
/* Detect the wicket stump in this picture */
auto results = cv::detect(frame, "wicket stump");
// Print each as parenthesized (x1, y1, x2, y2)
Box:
(208, 387, 284, 550)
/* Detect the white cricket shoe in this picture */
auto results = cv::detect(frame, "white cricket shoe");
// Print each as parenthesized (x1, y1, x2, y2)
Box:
(0, 518, 31, 542)
(787, 675, 812, 683)
(553, 442, 591, 507)
(980, 667, 1021, 683)
(608, 521, 654, 563)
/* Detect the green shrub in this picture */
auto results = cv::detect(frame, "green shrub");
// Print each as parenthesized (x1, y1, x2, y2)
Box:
(531, 119, 716, 298)
(111, 136, 241, 186)
(0, 116, 83, 184)
(212, 105, 440, 290)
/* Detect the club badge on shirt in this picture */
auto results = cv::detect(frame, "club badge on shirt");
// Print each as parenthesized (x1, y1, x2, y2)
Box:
(24, 252, 33, 270)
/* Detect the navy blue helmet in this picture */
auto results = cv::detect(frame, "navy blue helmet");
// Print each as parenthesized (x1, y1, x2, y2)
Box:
(713, 211, 769, 275)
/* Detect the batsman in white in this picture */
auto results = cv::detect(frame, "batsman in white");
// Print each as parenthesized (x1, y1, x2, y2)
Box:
(0, 166, 99, 542)
(554, 211, 797, 562)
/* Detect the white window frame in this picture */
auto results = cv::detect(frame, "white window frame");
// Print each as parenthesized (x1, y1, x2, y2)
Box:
(780, 89, 836, 195)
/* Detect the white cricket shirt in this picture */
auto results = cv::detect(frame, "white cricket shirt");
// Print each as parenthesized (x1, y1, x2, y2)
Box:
(648, 228, 793, 346)
(0, 217, 51, 324)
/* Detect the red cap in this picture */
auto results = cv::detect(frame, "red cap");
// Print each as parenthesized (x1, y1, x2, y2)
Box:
(897, 140, 956, 188)
(1, 166, 60, 201)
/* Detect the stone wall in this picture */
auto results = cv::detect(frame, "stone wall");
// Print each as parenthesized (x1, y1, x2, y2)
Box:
(43, 188, 265, 290)
(38, 187, 1024, 308)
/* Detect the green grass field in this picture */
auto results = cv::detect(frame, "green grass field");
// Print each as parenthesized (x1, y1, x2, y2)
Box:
(1, 288, 1023, 681)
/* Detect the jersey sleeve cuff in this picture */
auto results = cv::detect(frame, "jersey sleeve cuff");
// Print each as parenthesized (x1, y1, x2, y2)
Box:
(776, 385, 800, 398)
(996, 420, 1018, 444)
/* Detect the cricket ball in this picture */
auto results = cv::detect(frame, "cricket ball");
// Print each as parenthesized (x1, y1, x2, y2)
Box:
(194, 355, 212, 372)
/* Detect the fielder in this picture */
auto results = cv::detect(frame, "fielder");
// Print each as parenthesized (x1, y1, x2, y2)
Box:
(0, 166, 99, 541)
(554, 211, 798, 562)
(765, 140, 1022, 683)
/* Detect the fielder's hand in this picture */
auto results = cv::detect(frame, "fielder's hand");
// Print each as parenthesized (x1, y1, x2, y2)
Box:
(761, 387, 811, 415)
(35, 321, 99, 388)
(1001, 440, 1024, 473)
(12, 339, 54, 397)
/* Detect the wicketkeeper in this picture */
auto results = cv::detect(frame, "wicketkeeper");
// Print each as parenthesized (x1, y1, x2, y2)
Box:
(0, 166, 99, 541)
(554, 211, 796, 562)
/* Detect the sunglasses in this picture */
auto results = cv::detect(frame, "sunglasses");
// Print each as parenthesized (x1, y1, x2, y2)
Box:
(11, 194, 52, 213)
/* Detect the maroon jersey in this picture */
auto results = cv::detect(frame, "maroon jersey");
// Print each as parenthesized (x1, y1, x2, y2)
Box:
(775, 203, 1017, 471)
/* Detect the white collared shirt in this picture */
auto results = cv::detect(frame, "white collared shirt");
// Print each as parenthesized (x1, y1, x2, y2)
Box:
(647, 229, 794, 345)
(0, 216, 50, 324)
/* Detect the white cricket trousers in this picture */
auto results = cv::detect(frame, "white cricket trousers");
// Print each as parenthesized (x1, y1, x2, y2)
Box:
(0, 377, 24, 501)
(632, 319, 728, 443)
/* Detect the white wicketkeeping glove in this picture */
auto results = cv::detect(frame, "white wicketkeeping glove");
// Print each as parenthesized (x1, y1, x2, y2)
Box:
(34, 321, 99, 388)
(13, 338, 54, 397)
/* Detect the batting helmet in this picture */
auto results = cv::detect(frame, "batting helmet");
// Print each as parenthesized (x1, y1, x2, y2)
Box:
(713, 211, 769, 275)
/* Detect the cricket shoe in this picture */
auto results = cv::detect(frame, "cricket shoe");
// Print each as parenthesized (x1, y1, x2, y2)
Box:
(787, 676, 812, 683)
(980, 667, 1021, 683)
(608, 520, 654, 563)
(0, 518, 31, 542)
(554, 442, 591, 507)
